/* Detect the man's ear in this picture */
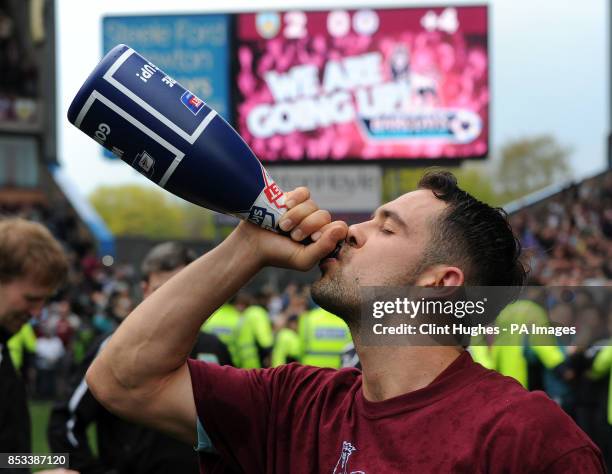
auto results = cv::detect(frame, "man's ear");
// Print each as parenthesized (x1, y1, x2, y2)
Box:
(416, 265, 464, 287)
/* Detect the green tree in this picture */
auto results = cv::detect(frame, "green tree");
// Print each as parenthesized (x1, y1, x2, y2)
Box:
(383, 163, 500, 206)
(495, 135, 572, 203)
(90, 185, 196, 238)
(381, 135, 572, 207)
(181, 201, 217, 239)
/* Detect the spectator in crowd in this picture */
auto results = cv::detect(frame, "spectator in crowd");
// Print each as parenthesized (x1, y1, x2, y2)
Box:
(298, 303, 351, 369)
(0, 217, 68, 471)
(46, 299, 81, 350)
(34, 324, 65, 400)
(7, 322, 37, 379)
(547, 302, 577, 413)
(139, 243, 231, 367)
(561, 299, 612, 470)
(234, 291, 274, 368)
(271, 314, 300, 367)
(48, 241, 230, 474)
(491, 293, 566, 391)
(270, 293, 307, 367)
(511, 171, 612, 286)
(588, 304, 612, 469)
(202, 298, 241, 366)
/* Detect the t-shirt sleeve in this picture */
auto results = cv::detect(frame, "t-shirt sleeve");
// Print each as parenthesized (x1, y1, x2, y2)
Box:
(186, 358, 273, 472)
(541, 446, 605, 473)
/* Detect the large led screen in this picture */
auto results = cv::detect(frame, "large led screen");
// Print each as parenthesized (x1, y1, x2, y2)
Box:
(235, 6, 489, 162)
(103, 14, 232, 120)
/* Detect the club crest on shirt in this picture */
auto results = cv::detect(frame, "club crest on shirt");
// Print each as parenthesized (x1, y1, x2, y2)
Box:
(332, 441, 365, 474)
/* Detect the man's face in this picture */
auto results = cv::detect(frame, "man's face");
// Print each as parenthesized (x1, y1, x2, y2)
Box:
(141, 266, 184, 300)
(311, 189, 447, 319)
(0, 277, 55, 334)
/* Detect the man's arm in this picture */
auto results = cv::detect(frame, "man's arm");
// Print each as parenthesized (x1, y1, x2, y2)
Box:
(47, 389, 108, 474)
(48, 337, 111, 474)
(86, 188, 347, 445)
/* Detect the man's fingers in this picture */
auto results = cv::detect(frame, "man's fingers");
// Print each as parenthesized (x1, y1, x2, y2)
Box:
(283, 187, 310, 209)
(320, 221, 349, 251)
(290, 209, 331, 241)
(292, 221, 348, 270)
(310, 220, 347, 241)
(279, 199, 319, 232)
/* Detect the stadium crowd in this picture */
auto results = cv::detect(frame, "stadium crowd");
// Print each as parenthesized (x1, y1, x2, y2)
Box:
(1, 170, 611, 472)
(510, 171, 612, 286)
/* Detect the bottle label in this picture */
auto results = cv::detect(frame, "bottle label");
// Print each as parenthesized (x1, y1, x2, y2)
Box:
(237, 165, 287, 232)
(103, 47, 213, 143)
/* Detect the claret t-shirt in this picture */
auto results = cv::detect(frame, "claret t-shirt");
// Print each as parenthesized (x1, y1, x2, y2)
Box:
(187, 351, 604, 473)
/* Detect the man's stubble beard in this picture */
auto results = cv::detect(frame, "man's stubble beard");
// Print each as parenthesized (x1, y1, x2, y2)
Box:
(311, 258, 425, 330)
(311, 265, 361, 325)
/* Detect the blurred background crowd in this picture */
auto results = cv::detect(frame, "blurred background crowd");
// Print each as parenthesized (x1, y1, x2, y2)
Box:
(2, 168, 612, 469)
(510, 171, 612, 286)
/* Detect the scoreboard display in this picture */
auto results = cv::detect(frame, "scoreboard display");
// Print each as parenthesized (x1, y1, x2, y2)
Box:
(233, 6, 489, 163)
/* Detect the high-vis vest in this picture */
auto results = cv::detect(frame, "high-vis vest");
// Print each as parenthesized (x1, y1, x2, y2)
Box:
(234, 305, 273, 369)
(202, 304, 240, 365)
(591, 345, 612, 425)
(271, 328, 301, 367)
(8, 323, 37, 371)
(298, 308, 352, 368)
(492, 300, 565, 388)
(468, 335, 495, 370)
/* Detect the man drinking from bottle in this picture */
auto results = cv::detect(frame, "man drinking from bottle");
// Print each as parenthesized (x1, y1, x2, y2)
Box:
(86, 171, 604, 473)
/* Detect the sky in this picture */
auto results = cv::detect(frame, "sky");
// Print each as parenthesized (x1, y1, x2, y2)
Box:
(56, 0, 609, 196)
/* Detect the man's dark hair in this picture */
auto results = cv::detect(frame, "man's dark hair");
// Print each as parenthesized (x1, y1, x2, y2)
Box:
(418, 170, 527, 287)
(141, 242, 197, 282)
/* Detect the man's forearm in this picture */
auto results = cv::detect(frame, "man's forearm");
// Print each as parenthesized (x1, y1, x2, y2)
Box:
(89, 227, 261, 390)
(83, 187, 345, 442)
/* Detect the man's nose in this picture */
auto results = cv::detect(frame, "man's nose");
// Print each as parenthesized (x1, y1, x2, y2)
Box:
(347, 222, 367, 248)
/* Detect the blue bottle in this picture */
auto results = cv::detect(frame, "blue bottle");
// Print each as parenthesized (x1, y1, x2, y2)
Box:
(68, 44, 287, 231)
